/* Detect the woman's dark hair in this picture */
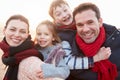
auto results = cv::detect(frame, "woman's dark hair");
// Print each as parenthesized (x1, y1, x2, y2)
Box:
(5, 14, 29, 32)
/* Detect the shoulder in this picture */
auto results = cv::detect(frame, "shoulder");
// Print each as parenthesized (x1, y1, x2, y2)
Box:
(18, 56, 44, 79)
(103, 23, 119, 34)
(61, 41, 71, 49)
(103, 23, 118, 31)
(19, 56, 43, 67)
(55, 41, 71, 51)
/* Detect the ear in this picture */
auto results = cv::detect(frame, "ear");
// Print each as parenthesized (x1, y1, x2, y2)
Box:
(98, 18, 103, 27)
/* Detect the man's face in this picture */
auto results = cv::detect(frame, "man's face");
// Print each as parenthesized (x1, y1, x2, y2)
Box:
(53, 4, 73, 26)
(75, 9, 103, 43)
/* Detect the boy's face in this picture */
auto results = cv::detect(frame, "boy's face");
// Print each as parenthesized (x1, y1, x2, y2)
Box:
(53, 4, 73, 26)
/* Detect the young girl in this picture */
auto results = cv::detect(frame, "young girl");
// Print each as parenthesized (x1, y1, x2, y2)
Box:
(18, 20, 70, 80)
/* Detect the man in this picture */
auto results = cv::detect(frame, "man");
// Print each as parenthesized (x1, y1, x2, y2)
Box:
(70, 2, 120, 80)
(49, 0, 112, 80)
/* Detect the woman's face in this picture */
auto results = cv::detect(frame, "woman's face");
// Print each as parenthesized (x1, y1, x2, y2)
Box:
(3, 19, 29, 47)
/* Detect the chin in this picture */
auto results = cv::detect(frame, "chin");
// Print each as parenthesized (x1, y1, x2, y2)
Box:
(10, 44, 19, 47)
(9, 42, 22, 47)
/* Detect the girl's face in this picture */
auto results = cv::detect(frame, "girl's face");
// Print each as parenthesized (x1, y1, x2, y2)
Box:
(53, 4, 73, 26)
(3, 19, 29, 47)
(36, 24, 55, 48)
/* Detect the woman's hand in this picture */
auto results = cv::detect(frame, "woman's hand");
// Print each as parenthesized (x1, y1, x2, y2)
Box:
(36, 70, 44, 79)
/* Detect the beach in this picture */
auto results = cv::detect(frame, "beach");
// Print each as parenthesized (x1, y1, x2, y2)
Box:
(0, 50, 6, 80)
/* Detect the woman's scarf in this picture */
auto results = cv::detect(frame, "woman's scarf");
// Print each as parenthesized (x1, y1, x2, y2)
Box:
(75, 27, 117, 80)
(0, 36, 43, 80)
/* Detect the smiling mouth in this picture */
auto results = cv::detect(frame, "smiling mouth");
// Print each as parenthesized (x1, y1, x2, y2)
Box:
(83, 32, 94, 39)
(40, 41, 46, 45)
(63, 15, 71, 22)
(12, 38, 21, 43)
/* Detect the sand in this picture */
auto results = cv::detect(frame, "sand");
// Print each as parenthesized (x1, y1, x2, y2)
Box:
(0, 50, 7, 80)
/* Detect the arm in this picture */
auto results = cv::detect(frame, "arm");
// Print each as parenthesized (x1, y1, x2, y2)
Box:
(41, 58, 70, 79)
(18, 56, 44, 80)
(62, 41, 90, 69)
(18, 56, 69, 80)
(93, 47, 111, 62)
(62, 41, 111, 69)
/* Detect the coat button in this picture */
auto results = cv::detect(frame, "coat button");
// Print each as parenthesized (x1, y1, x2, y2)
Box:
(112, 37, 115, 40)
(117, 31, 120, 34)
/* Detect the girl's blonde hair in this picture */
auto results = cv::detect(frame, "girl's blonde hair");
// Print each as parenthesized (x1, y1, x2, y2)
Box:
(35, 20, 61, 45)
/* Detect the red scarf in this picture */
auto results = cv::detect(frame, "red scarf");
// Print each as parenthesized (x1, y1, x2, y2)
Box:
(76, 27, 117, 80)
(57, 22, 76, 30)
(0, 36, 43, 80)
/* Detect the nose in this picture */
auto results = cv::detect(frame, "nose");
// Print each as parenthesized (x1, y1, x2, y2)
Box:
(14, 31, 20, 37)
(82, 24, 90, 32)
(62, 12, 67, 18)
(40, 34, 45, 39)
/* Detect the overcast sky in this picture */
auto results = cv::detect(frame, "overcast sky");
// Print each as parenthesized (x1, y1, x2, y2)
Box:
(0, 0, 120, 30)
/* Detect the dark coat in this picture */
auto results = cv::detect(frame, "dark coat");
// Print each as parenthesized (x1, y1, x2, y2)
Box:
(69, 23, 120, 80)
(57, 28, 76, 46)
(58, 23, 120, 80)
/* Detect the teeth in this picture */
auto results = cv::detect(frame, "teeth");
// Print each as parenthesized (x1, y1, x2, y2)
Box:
(63, 16, 69, 22)
(12, 39, 20, 43)
(40, 41, 46, 45)
(84, 32, 93, 38)
(85, 33, 91, 36)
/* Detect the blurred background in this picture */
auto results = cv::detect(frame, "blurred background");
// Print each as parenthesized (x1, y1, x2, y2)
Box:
(0, 1, 120, 79)
(0, 0, 120, 40)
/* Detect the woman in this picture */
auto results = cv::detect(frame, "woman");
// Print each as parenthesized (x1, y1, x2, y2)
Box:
(0, 14, 43, 80)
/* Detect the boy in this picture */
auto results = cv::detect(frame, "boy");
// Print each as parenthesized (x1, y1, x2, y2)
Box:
(49, 0, 111, 80)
